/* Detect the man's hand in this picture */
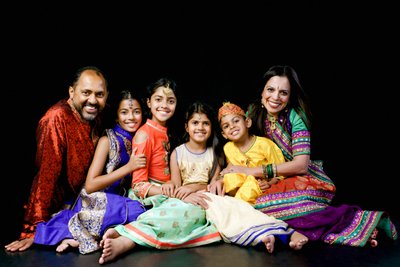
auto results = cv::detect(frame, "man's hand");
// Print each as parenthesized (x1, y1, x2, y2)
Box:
(5, 238, 34, 252)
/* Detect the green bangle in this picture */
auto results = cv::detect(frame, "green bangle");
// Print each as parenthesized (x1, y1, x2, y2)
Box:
(266, 164, 274, 180)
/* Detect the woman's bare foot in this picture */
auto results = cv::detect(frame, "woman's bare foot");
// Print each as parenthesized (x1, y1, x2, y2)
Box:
(289, 231, 308, 250)
(98, 235, 136, 264)
(56, 239, 79, 253)
(368, 228, 378, 247)
(370, 239, 378, 247)
(261, 235, 275, 253)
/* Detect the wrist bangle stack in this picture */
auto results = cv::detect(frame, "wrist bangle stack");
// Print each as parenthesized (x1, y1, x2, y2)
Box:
(262, 164, 268, 180)
(263, 163, 277, 182)
(272, 164, 277, 178)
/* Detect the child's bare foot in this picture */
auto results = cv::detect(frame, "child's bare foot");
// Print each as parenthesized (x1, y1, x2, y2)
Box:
(261, 235, 275, 253)
(100, 228, 120, 248)
(98, 236, 136, 265)
(56, 239, 79, 253)
(289, 231, 308, 250)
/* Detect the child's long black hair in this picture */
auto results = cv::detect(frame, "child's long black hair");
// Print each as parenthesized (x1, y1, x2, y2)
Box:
(182, 101, 225, 177)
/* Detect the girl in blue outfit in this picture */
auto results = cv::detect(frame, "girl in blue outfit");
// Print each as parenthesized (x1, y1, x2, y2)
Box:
(34, 90, 148, 254)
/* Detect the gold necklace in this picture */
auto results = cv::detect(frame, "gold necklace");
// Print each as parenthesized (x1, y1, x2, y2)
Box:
(268, 115, 277, 130)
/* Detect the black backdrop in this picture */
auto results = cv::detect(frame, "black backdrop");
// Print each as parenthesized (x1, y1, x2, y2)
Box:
(3, 2, 398, 244)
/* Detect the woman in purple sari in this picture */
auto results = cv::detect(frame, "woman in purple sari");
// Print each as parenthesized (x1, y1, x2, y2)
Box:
(212, 65, 397, 247)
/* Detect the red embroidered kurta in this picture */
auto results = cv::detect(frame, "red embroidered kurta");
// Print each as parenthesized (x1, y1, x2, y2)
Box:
(20, 99, 99, 239)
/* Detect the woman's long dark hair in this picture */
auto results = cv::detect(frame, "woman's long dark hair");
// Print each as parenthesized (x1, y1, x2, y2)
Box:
(248, 65, 312, 136)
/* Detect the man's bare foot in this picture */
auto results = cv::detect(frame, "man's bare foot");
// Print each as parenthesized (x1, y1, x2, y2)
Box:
(289, 231, 308, 250)
(56, 239, 79, 253)
(261, 235, 275, 253)
(98, 236, 136, 265)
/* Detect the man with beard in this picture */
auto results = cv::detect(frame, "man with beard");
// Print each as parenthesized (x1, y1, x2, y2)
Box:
(5, 66, 109, 252)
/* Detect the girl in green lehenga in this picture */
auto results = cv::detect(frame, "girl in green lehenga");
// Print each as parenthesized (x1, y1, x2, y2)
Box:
(98, 84, 221, 265)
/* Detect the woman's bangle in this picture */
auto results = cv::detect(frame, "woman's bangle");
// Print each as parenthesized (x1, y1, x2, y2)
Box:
(262, 163, 278, 182)
(264, 163, 277, 182)
(262, 165, 268, 180)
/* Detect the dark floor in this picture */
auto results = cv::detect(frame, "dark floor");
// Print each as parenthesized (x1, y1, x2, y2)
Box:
(2, 219, 399, 267)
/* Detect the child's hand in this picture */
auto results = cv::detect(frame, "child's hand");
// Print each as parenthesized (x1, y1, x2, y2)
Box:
(128, 147, 146, 171)
(182, 192, 211, 209)
(208, 179, 225, 196)
(258, 179, 271, 192)
(161, 183, 176, 197)
(258, 177, 278, 192)
(268, 177, 279, 185)
(174, 186, 195, 200)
